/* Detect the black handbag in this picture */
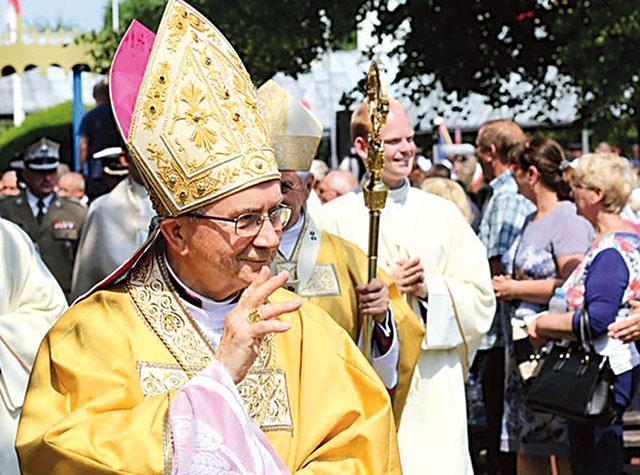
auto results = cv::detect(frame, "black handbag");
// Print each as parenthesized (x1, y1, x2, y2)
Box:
(524, 308, 617, 426)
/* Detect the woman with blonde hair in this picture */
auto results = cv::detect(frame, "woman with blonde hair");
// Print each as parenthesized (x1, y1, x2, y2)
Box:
(420, 177, 472, 223)
(532, 152, 640, 475)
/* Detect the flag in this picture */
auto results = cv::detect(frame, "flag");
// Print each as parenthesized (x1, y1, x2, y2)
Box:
(8, 0, 21, 15)
(434, 121, 453, 163)
(6, 0, 21, 42)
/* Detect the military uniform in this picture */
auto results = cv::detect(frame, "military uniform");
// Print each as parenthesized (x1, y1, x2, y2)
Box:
(1, 137, 87, 301)
(0, 192, 86, 300)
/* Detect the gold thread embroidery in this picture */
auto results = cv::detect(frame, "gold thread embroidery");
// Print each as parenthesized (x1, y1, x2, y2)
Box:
(163, 409, 173, 475)
(298, 264, 341, 297)
(127, 244, 292, 431)
(142, 62, 170, 131)
(126, 0, 279, 216)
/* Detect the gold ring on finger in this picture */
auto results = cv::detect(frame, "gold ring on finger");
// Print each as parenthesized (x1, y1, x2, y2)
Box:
(247, 309, 262, 324)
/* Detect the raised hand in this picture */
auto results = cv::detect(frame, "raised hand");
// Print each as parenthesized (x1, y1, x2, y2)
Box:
(215, 267, 302, 383)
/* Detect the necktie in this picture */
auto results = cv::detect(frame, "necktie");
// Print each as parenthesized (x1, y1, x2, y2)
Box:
(37, 198, 45, 223)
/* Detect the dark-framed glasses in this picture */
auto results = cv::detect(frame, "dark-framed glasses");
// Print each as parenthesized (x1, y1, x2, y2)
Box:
(186, 204, 292, 237)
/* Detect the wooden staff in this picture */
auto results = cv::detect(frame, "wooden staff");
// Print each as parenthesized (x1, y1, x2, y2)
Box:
(362, 60, 389, 362)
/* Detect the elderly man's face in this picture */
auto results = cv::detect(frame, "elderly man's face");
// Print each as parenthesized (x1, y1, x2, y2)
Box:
(57, 174, 85, 199)
(280, 171, 312, 229)
(0, 173, 20, 196)
(22, 169, 57, 198)
(317, 180, 338, 203)
(173, 180, 284, 300)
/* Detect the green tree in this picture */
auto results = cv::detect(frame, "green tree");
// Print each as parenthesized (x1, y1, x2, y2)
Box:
(557, 1, 640, 144)
(365, 0, 640, 145)
(0, 102, 75, 171)
(79, 0, 640, 149)
(80, 0, 361, 85)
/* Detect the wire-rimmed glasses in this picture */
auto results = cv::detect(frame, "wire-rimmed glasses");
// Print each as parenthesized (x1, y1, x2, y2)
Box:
(185, 204, 292, 237)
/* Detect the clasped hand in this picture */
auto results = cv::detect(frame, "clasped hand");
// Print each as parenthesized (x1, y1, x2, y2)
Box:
(391, 257, 427, 299)
(492, 274, 514, 301)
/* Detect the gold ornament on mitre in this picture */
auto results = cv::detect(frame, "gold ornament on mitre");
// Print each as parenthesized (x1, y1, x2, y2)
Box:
(256, 80, 323, 172)
(110, 0, 279, 216)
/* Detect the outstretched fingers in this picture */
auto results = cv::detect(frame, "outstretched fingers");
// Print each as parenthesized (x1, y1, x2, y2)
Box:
(239, 267, 290, 309)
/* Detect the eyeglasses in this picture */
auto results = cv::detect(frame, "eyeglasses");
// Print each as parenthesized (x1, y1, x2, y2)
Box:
(186, 204, 292, 237)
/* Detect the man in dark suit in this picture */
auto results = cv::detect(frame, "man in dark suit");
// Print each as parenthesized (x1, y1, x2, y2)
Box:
(0, 138, 86, 301)
(79, 81, 121, 200)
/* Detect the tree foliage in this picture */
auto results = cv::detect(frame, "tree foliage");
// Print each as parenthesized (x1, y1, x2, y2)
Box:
(557, 2, 640, 133)
(79, 0, 640, 143)
(365, 0, 640, 139)
(0, 102, 75, 170)
(80, 0, 361, 86)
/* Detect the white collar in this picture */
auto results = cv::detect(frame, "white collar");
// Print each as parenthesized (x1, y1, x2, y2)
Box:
(26, 188, 54, 214)
(386, 178, 410, 204)
(280, 211, 305, 260)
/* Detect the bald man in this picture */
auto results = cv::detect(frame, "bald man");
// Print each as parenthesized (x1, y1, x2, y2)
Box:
(0, 171, 20, 196)
(57, 172, 87, 206)
(317, 169, 358, 203)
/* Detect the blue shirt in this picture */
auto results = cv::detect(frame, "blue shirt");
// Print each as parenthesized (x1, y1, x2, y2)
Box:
(478, 171, 535, 348)
(479, 171, 535, 259)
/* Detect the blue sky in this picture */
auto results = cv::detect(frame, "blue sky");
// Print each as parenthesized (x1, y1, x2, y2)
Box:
(3, 0, 107, 33)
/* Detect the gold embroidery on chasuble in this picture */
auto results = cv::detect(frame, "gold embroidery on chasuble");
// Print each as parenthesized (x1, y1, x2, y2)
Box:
(127, 247, 293, 431)
(162, 414, 173, 475)
(273, 218, 341, 297)
(138, 362, 191, 399)
(298, 264, 341, 297)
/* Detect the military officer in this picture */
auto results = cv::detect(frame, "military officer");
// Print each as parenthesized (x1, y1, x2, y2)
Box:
(0, 138, 87, 301)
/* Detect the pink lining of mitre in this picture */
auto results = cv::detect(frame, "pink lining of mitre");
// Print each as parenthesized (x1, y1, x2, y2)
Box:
(109, 20, 156, 140)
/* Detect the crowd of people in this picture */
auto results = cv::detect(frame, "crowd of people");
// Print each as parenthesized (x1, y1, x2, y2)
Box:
(2, 0, 640, 474)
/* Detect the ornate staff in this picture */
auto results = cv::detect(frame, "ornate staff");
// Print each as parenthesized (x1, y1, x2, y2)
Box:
(362, 60, 389, 362)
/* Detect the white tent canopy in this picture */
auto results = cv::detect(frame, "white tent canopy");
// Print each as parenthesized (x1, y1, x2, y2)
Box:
(0, 66, 102, 116)
(274, 49, 579, 133)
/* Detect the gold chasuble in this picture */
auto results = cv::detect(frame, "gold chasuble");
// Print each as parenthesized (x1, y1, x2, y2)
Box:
(16, 242, 400, 474)
(273, 221, 423, 422)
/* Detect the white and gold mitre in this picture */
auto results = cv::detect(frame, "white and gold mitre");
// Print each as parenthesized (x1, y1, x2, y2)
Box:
(110, 0, 279, 216)
(257, 80, 323, 172)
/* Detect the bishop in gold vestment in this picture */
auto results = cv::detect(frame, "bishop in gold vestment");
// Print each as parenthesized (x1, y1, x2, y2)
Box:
(257, 80, 423, 421)
(16, 1, 400, 473)
(17, 242, 399, 474)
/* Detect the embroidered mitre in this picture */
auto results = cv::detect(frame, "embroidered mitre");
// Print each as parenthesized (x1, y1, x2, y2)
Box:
(110, 0, 279, 216)
(257, 80, 323, 172)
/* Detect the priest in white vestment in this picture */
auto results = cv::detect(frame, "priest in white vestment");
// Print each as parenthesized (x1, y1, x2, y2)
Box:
(0, 218, 67, 475)
(317, 100, 495, 474)
(70, 151, 155, 300)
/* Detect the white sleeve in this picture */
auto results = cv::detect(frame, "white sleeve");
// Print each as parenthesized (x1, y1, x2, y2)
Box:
(357, 311, 400, 389)
(421, 275, 463, 350)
